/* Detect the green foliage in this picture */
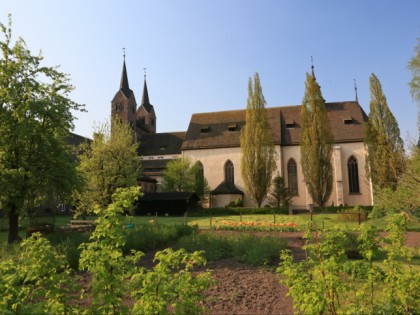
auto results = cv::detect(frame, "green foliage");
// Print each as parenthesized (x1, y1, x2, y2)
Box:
(240, 72, 277, 208)
(76, 120, 141, 216)
(78, 187, 143, 314)
(375, 146, 420, 218)
(177, 233, 288, 266)
(278, 215, 420, 314)
(123, 223, 196, 254)
(131, 248, 213, 315)
(162, 158, 200, 192)
(0, 233, 78, 314)
(0, 16, 83, 243)
(365, 73, 405, 192)
(225, 197, 243, 208)
(368, 205, 388, 219)
(267, 175, 291, 208)
(337, 205, 367, 222)
(300, 73, 334, 207)
(408, 36, 420, 106)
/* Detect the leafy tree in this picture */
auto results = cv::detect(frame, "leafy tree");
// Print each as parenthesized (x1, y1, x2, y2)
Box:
(375, 145, 420, 218)
(408, 37, 420, 108)
(240, 72, 277, 207)
(300, 72, 334, 207)
(267, 175, 291, 208)
(365, 73, 405, 191)
(0, 16, 83, 243)
(161, 158, 198, 192)
(76, 120, 141, 215)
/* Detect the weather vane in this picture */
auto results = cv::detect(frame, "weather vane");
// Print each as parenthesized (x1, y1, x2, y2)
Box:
(123, 47, 126, 60)
(354, 79, 359, 102)
(143, 67, 147, 78)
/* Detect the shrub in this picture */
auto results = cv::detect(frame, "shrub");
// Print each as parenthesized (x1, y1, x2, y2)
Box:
(368, 205, 387, 219)
(337, 205, 367, 222)
(176, 233, 231, 261)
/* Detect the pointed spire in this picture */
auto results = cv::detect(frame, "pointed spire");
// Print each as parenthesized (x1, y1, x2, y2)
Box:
(311, 56, 316, 80)
(354, 79, 359, 102)
(141, 68, 150, 107)
(119, 48, 131, 97)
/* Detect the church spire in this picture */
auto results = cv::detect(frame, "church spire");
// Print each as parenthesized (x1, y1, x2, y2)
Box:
(141, 68, 150, 107)
(119, 48, 131, 98)
(311, 56, 316, 80)
(354, 79, 359, 102)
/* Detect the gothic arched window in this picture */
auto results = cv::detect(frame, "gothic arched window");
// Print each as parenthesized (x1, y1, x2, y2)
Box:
(348, 156, 360, 194)
(287, 159, 298, 196)
(225, 160, 234, 183)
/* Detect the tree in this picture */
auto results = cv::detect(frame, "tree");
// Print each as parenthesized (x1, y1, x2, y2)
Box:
(365, 73, 405, 191)
(300, 72, 334, 207)
(408, 36, 420, 145)
(161, 158, 198, 192)
(267, 175, 291, 208)
(76, 120, 141, 214)
(0, 16, 83, 243)
(240, 72, 277, 208)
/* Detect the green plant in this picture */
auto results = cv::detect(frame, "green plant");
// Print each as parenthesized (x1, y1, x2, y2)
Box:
(78, 187, 144, 314)
(131, 248, 213, 315)
(0, 233, 78, 314)
(278, 215, 420, 314)
(176, 233, 231, 261)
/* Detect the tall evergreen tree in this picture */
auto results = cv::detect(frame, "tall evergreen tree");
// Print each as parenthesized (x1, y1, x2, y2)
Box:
(267, 175, 291, 208)
(0, 17, 84, 243)
(240, 72, 277, 208)
(300, 72, 334, 207)
(365, 73, 405, 191)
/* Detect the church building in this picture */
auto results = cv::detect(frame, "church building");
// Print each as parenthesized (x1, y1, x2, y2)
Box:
(111, 58, 373, 209)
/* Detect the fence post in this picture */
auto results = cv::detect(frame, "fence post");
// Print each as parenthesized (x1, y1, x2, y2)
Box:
(184, 211, 188, 225)
(358, 212, 361, 225)
(240, 211, 242, 223)
(273, 208, 276, 224)
(210, 209, 212, 228)
(155, 212, 158, 225)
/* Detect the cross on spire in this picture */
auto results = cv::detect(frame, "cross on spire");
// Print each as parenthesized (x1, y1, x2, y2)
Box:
(354, 79, 359, 102)
(311, 56, 316, 80)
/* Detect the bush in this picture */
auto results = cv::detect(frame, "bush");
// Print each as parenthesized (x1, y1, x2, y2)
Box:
(201, 206, 289, 215)
(368, 205, 387, 219)
(337, 205, 367, 222)
(123, 224, 196, 254)
(176, 232, 288, 266)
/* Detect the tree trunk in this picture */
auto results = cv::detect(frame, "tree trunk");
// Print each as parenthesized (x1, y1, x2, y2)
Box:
(8, 205, 20, 244)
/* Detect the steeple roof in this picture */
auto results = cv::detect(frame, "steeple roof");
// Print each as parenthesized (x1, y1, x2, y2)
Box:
(141, 77, 153, 112)
(119, 60, 133, 98)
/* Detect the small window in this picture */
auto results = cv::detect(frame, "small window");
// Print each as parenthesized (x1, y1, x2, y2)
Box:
(200, 126, 210, 133)
(343, 116, 353, 124)
(285, 119, 295, 128)
(228, 124, 237, 132)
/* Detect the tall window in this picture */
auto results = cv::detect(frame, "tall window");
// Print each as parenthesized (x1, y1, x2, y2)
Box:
(225, 160, 234, 183)
(287, 159, 298, 196)
(348, 156, 360, 194)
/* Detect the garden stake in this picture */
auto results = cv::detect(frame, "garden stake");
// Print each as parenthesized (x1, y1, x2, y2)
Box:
(155, 212, 158, 226)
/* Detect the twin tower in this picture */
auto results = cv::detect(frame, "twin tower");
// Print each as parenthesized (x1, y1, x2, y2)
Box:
(111, 58, 156, 138)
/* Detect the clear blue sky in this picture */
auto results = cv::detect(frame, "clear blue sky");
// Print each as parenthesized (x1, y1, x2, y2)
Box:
(2, 1, 420, 143)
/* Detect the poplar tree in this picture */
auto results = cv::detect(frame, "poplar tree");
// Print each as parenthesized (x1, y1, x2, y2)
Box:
(240, 72, 277, 208)
(0, 17, 83, 243)
(365, 73, 405, 191)
(300, 73, 334, 207)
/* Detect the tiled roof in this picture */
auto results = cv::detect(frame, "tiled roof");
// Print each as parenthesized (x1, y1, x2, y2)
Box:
(138, 132, 186, 155)
(141, 159, 172, 170)
(181, 102, 367, 150)
(67, 132, 90, 146)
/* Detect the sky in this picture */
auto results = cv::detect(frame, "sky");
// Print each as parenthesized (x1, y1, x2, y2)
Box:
(2, 1, 420, 143)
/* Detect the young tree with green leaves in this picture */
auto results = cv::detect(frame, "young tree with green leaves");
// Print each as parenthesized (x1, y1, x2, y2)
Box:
(161, 158, 210, 199)
(240, 72, 277, 208)
(408, 37, 420, 107)
(300, 73, 334, 207)
(0, 16, 84, 243)
(267, 175, 291, 208)
(76, 120, 141, 215)
(365, 73, 405, 191)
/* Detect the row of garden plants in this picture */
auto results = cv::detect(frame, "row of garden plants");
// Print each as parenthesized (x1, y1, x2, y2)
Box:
(0, 188, 213, 314)
(277, 213, 419, 314)
(212, 220, 298, 232)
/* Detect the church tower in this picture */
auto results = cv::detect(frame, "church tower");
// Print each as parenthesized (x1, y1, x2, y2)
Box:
(136, 74, 157, 134)
(111, 56, 137, 126)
